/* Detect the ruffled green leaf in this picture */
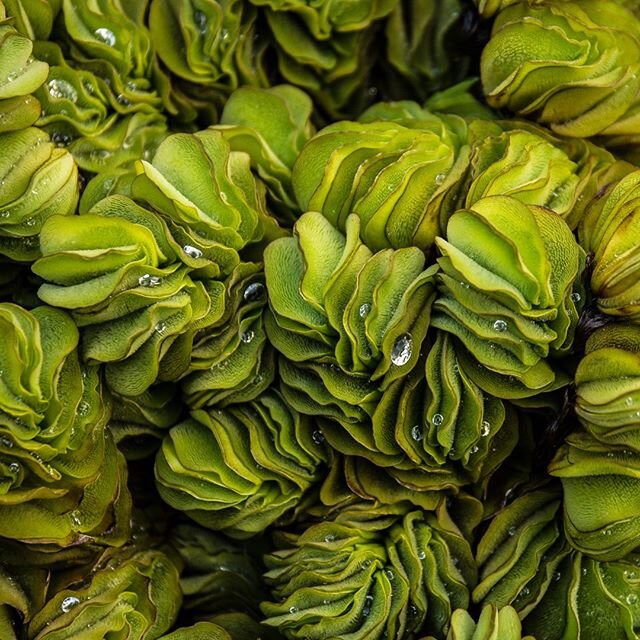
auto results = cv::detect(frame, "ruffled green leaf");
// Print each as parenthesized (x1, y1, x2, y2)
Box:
(480, 0, 640, 146)
(155, 390, 327, 538)
(432, 195, 584, 398)
(579, 169, 640, 321)
(262, 500, 475, 639)
(292, 117, 469, 252)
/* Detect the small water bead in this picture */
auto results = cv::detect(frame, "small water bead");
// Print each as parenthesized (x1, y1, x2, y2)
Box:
(359, 303, 371, 318)
(0, 436, 13, 448)
(493, 319, 508, 333)
(47, 79, 78, 102)
(138, 274, 162, 287)
(52, 132, 72, 147)
(626, 397, 634, 407)
(61, 596, 80, 613)
(384, 569, 394, 580)
(627, 594, 638, 605)
(470, 445, 479, 454)
(94, 27, 116, 46)
(481, 421, 491, 437)
(431, 413, 444, 427)
(311, 430, 325, 445)
(324, 534, 335, 543)
(362, 595, 373, 617)
(24, 217, 36, 227)
(116, 94, 131, 107)
(391, 334, 413, 366)
(289, 606, 298, 614)
(8, 462, 20, 473)
(220, 28, 230, 41)
(435, 173, 446, 185)
(367, 86, 378, 98)
(571, 292, 582, 303)
(323, 599, 330, 605)
(507, 525, 517, 537)
(418, 550, 426, 560)
(155, 321, 168, 335)
(411, 425, 423, 441)
(77, 401, 90, 416)
(241, 329, 254, 344)
(194, 10, 207, 33)
(602, 528, 613, 536)
(70, 511, 82, 527)
(243, 282, 265, 302)
(553, 571, 562, 582)
(183, 245, 203, 259)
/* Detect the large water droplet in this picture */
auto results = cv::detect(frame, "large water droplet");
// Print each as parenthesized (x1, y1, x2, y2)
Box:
(391, 334, 413, 366)
(243, 282, 265, 302)
(431, 413, 444, 426)
(138, 274, 162, 287)
(359, 303, 371, 318)
(241, 329, 254, 344)
(493, 319, 508, 333)
(61, 596, 80, 613)
(411, 425, 423, 441)
(571, 292, 581, 303)
(8, 462, 20, 473)
(183, 245, 202, 259)
(48, 79, 78, 102)
(94, 27, 116, 46)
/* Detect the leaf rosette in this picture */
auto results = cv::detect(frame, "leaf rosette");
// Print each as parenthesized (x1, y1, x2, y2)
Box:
(0, 127, 78, 262)
(27, 547, 181, 639)
(579, 170, 640, 321)
(292, 115, 469, 252)
(549, 430, 640, 562)
(249, 0, 396, 118)
(574, 324, 640, 450)
(261, 500, 476, 639)
(264, 211, 438, 464)
(480, 0, 640, 144)
(0, 9, 49, 133)
(473, 485, 640, 638)
(131, 127, 284, 259)
(432, 195, 585, 399)
(155, 390, 327, 538)
(0, 303, 130, 547)
(32, 195, 218, 396)
(465, 120, 623, 230)
(149, 0, 268, 93)
(34, 42, 168, 173)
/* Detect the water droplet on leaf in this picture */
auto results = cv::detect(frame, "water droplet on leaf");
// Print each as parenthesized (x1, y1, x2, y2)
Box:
(391, 334, 413, 366)
(61, 596, 80, 613)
